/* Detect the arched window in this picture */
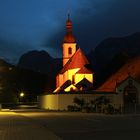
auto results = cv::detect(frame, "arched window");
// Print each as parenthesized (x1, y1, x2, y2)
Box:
(68, 47, 72, 55)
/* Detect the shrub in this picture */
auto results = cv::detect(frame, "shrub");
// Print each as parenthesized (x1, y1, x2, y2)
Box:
(67, 105, 80, 112)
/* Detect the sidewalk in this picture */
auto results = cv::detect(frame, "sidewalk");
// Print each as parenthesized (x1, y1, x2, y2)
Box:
(0, 112, 62, 140)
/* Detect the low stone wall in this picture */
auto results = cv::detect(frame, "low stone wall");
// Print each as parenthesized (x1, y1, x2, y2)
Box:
(38, 93, 122, 110)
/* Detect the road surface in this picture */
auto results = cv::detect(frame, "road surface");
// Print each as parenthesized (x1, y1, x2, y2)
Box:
(1, 110, 140, 140)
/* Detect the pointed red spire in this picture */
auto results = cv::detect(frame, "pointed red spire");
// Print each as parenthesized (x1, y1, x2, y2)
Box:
(66, 14, 72, 31)
(63, 14, 76, 43)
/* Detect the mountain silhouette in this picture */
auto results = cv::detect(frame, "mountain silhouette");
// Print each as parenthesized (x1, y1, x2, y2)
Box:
(18, 50, 62, 77)
(87, 32, 140, 87)
(17, 32, 140, 88)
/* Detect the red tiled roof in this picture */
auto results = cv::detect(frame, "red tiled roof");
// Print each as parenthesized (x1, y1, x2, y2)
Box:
(76, 66, 93, 74)
(98, 56, 140, 92)
(59, 48, 89, 74)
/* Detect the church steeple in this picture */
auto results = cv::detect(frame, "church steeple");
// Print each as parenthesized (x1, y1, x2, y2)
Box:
(62, 14, 77, 66)
(63, 14, 76, 43)
(66, 14, 72, 32)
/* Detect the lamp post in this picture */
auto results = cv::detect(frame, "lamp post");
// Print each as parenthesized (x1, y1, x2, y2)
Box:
(19, 92, 25, 104)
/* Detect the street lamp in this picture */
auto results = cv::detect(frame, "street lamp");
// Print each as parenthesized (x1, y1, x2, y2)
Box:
(19, 92, 25, 104)
(20, 92, 25, 98)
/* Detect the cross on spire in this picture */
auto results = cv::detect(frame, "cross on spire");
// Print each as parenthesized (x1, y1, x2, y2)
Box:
(68, 12, 70, 20)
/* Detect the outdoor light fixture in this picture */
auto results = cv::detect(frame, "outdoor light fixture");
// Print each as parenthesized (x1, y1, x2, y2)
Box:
(20, 92, 25, 97)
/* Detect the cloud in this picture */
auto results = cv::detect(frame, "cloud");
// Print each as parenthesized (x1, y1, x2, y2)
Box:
(0, 38, 34, 64)
(47, 0, 140, 55)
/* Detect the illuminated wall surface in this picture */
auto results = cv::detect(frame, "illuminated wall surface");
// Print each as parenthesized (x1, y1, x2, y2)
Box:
(40, 16, 140, 110)
(63, 71, 68, 83)
(38, 93, 123, 110)
(39, 94, 59, 110)
(56, 74, 63, 88)
(63, 43, 77, 66)
(40, 76, 140, 110)
(54, 15, 94, 93)
(75, 74, 93, 84)
(55, 68, 93, 92)
(67, 68, 80, 81)
(64, 85, 78, 92)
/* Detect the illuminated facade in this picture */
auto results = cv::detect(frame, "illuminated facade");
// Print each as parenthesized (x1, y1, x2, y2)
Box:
(54, 15, 93, 93)
(39, 76, 140, 110)
(39, 16, 140, 111)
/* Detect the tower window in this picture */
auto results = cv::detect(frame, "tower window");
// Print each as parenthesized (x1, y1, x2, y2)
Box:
(68, 47, 72, 55)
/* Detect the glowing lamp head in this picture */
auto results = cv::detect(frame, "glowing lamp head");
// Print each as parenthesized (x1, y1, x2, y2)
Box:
(20, 92, 25, 97)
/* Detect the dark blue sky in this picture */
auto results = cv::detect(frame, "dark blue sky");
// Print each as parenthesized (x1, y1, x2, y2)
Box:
(0, 0, 140, 64)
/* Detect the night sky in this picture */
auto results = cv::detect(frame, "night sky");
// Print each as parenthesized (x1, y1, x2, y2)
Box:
(0, 0, 140, 64)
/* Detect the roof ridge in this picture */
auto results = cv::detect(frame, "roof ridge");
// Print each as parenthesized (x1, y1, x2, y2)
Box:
(76, 66, 93, 74)
(59, 48, 90, 74)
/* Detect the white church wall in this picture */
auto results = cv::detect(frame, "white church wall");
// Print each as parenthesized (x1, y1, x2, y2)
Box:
(63, 71, 68, 83)
(63, 43, 77, 66)
(64, 85, 78, 92)
(67, 68, 80, 81)
(57, 74, 64, 88)
(75, 74, 93, 84)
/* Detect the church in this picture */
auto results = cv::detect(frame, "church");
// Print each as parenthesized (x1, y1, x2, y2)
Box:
(54, 15, 93, 93)
(38, 15, 140, 112)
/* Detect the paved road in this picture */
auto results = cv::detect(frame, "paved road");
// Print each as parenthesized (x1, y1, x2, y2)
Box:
(1, 111, 140, 140)
(16, 111, 140, 140)
(0, 111, 61, 140)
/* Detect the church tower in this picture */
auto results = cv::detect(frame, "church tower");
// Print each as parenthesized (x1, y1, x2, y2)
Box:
(54, 14, 93, 93)
(62, 14, 77, 66)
